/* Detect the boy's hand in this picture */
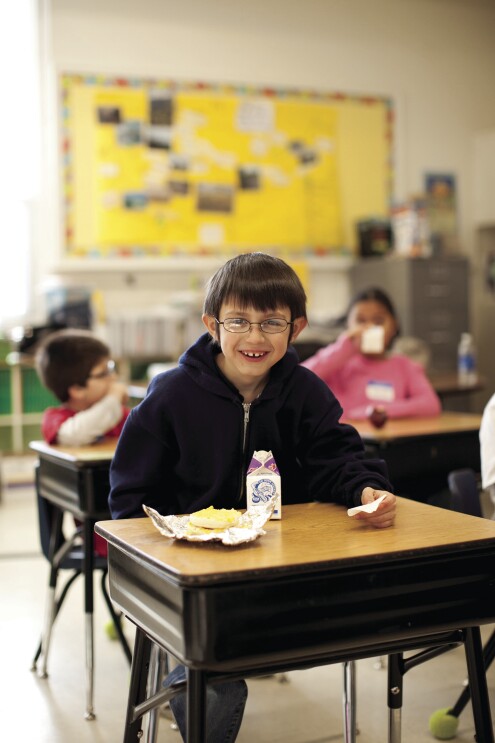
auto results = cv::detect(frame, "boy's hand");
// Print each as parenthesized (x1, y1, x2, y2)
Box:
(108, 381, 129, 405)
(356, 487, 396, 528)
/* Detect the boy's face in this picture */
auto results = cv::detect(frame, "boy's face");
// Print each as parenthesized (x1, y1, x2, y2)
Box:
(68, 357, 117, 409)
(202, 303, 306, 392)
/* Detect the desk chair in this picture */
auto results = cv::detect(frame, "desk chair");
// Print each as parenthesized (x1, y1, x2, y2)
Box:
(391, 335, 431, 370)
(448, 468, 483, 518)
(31, 469, 132, 717)
(428, 468, 495, 739)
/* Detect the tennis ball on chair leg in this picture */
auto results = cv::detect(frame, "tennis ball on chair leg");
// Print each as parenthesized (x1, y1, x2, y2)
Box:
(429, 708, 459, 739)
(104, 619, 119, 640)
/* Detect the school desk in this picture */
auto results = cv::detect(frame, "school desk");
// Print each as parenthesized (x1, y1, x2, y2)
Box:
(428, 372, 485, 400)
(95, 499, 495, 743)
(346, 412, 482, 500)
(29, 438, 118, 719)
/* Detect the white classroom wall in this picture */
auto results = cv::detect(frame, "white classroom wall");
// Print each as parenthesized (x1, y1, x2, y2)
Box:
(32, 0, 495, 323)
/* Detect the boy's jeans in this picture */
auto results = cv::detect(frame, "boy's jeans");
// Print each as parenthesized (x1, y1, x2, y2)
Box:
(164, 664, 248, 743)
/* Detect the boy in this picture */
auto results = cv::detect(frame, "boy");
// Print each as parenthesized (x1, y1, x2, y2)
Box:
(109, 252, 396, 742)
(36, 329, 130, 558)
(35, 329, 129, 447)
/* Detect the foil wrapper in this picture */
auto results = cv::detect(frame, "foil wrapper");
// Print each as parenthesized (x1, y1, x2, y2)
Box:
(143, 498, 276, 546)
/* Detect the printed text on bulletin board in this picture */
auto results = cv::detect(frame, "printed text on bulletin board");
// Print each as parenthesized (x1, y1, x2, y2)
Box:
(61, 74, 394, 258)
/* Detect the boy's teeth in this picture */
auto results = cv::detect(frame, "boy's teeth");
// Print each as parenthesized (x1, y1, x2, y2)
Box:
(244, 351, 264, 357)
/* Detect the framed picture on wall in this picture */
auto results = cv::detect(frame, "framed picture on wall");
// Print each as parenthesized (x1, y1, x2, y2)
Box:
(424, 172, 458, 253)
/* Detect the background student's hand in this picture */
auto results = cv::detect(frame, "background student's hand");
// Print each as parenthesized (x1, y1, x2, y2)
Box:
(108, 380, 129, 405)
(357, 487, 396, 528)
(340, 325, 366, 350)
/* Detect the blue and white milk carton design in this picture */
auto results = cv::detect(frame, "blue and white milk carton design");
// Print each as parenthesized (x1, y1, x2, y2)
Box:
(246, 449, 281, 520)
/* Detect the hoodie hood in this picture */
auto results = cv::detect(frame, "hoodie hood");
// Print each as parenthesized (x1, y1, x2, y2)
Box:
(178, 332, 300, 401)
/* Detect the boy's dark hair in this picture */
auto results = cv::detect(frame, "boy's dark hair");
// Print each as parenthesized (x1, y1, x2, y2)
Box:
(35, 329, 111, 402)
(203, 253, 307, 339)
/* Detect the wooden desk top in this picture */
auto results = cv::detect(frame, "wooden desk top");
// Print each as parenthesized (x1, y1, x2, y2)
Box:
(428, 372, 485, 396)
(346, 411, 482, 442)
(96, 498, 495, 584)
(29, 438, 117, 463)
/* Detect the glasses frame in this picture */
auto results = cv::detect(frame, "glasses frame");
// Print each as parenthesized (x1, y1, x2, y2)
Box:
(87, 359, 116, 380)
(214, 317, 293, 334)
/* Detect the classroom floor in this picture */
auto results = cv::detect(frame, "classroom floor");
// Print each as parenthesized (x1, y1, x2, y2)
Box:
(1, 456, 494, 743)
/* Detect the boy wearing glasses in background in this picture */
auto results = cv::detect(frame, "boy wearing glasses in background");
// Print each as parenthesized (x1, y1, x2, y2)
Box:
(35, 328, 129, 447)
(35, 329, 130, 559)
(109, 252, 396, 743)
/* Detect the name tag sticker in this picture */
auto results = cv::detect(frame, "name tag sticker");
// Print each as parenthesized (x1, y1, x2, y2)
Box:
(365, 380, 395, 402)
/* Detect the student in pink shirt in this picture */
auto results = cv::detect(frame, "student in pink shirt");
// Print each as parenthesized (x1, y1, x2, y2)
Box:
(301, 287, 441, 420)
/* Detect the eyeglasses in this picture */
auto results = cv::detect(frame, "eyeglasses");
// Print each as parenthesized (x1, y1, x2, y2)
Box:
(87, 359, 116, 380)
(215, 318, 292, 334)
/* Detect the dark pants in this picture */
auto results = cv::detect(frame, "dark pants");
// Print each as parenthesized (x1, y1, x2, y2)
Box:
(164, 664, 248, 743)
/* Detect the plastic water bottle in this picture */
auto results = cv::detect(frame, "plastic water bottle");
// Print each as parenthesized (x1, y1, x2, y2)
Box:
(457, 332, 477, 386)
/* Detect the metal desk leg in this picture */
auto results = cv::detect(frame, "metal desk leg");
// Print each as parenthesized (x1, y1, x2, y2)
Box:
(187, 668, 207, 743)
(38, 506, 65, 678)
(449, 629, 495, 720)
(464, 627, 495, 743)
(343, 660, 357, 743)
(124, 627, 153, 743)
(387, 653, 403, 743)
(83, 518, 95, 720)
(146, 645, 168, 743)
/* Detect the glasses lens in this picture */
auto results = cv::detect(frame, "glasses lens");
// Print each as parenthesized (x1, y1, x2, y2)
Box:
(89, 360, 115, 379)
(260, 319, 288, 333)
(223, 319, 250, 333)
(220, 318, 290, 333)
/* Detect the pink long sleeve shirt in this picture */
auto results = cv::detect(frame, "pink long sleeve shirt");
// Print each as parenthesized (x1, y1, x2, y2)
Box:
(301, 335, 441, 420)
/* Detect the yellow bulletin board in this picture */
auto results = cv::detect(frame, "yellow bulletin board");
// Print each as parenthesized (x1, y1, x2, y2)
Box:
(61, 74, 393, 258)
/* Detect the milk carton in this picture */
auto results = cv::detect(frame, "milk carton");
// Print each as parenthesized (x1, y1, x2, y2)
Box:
(246, 449, 281, 519)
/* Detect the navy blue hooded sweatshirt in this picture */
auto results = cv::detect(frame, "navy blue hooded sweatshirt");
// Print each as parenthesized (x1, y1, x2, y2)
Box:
(109, 333, 391, 519)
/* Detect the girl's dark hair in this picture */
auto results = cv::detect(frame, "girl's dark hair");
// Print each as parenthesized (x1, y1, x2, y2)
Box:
(203, 253, 307, 336)
(35, 329, 111, 402)
(345, 286, 398, 323)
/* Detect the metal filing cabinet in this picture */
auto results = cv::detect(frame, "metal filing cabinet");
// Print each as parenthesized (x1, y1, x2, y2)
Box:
(350, 256, 469, 372)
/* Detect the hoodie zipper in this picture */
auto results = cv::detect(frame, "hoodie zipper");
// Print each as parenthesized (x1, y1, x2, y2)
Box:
(242, 402, 251, 452)
(238, 402, 251, 503)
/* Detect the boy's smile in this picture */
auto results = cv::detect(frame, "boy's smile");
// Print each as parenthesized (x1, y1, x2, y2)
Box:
(236, 332, 273, 366)
(203, 304, 306, 402)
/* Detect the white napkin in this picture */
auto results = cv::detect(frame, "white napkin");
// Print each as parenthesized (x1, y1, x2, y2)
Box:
(347, 494, 387, 517)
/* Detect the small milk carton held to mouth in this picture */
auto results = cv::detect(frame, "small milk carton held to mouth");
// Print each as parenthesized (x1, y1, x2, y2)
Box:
(246, 449, 281, 520)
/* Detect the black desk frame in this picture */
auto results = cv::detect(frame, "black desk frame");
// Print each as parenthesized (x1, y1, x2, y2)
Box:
(363, 428, 481, 500)
(34, 450, 128, 718)
(101, 535, 495, 743)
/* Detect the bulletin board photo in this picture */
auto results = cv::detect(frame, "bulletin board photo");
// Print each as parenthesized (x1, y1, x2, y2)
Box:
(61, 73, 394, 259)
